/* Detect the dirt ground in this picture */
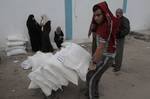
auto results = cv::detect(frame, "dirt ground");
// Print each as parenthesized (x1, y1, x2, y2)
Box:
(0, 36, 150, 99)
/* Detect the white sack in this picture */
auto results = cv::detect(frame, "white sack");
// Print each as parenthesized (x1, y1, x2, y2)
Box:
(45, 55, 79, 85)
(43, 65, 69, 86)
(24, 42, 91, 96)
(6, 48, 27, 56)
(21, 58, 32, 69)
(28, 51, 53, 71)
(28, 68, 52, 96)
(28, 58, 72, 96)
(59, 42, 91, 81)
(30, 67, 59, 91)
(5, 46, 26, 52)
(7, 41, 26, 47)
(7, 35, 28, 41)
(28, 81, 39, 89)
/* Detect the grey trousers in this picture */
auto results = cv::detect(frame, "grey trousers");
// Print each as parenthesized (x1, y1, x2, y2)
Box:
(115, 38, 125, 70)
(86, 56, 112, 99)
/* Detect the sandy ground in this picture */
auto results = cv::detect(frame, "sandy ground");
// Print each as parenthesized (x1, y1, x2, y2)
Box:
(0, 36, 150, 99)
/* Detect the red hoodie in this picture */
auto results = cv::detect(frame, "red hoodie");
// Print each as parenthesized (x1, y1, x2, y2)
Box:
(91, 1, 119, 53)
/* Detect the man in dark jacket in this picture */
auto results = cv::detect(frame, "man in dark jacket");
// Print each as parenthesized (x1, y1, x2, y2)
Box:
(113, 8, 130, 72)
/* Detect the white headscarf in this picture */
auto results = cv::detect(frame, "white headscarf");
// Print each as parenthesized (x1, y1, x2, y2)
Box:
(40, 14, 49, 26)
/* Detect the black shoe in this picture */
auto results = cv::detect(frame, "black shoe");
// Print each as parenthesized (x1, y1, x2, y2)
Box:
(94, 92, 99, 98)
(111, 64, 116, 67)
(84, 90, 89, 96)
(84, 91, 99, 97)
(113, 68, 120, 72)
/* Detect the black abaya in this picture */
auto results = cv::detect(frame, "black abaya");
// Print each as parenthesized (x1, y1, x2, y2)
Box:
(41, 21, 54, 52)
(26, 14, 41, 52)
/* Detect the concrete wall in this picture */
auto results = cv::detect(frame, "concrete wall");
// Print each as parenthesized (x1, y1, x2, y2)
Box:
(0, 0, 150, 47)
(72, 0, 123, 40)
(127, 0, 150, 31)
(0, 0, 65, 47)
(72, 0, 150, 40)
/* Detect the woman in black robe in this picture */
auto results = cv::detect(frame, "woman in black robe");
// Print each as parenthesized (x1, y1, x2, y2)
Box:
(40, 15, 54, 52)
(26, 14, 41, 52)
(54, 26, 64, 49)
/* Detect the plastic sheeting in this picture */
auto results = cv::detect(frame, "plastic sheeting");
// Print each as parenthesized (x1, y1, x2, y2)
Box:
(22, 42, 91, 96)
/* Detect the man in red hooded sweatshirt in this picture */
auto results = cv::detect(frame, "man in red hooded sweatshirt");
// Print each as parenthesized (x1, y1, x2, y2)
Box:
(87, 1, 118, 99)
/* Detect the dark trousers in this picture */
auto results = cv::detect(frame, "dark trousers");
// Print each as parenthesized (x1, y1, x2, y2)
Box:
(86, 56, 112, 99)
(114, 38, 125, 70)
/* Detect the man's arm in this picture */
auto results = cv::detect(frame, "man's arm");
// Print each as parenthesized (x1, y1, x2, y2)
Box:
(92, 42, 105, 63)
(89, 42, 105, 70)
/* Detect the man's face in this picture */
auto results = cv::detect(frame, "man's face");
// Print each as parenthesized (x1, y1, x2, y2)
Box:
(116, 11, 123, 18)
(94, 9, 104, 24)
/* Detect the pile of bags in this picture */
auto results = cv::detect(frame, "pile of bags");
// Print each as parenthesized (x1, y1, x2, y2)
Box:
(21, 42, 91, 96)
(6, 35, 28, 56)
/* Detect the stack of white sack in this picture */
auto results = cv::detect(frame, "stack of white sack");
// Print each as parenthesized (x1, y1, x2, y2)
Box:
(22, 42, 91, 96)
(6, 35, 28, 56)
